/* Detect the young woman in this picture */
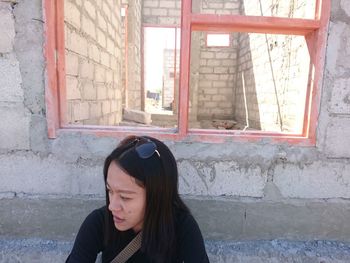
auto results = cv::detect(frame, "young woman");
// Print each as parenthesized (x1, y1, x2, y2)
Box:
(66, 135, 209, 263)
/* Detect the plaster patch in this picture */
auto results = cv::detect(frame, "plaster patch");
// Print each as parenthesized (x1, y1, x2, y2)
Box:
(329, 78, 350, 114)
(325, 117, 350, 158)
(0, 54, 23, 102)
(0, 5, 15, 53)
(325, 22, 347, 77)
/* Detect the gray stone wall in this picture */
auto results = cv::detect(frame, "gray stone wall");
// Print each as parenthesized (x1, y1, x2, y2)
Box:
(64, 0, 123, 125)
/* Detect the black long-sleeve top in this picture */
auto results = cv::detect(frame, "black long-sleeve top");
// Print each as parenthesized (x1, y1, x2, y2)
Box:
(66, 206, 210, 263)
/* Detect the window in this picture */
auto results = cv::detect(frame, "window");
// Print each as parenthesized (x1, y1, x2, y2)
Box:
(44, 0, 330, 144)
(206, 34, 231, 47)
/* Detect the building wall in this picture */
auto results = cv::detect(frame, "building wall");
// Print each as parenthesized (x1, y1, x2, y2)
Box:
(124, 0, 142, 110)
(64, 0, 123, 125)
(163, 49, 180, 109)
(1, 0, 350, 243)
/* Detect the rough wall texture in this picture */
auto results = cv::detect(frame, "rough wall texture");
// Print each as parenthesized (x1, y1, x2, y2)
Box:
(0, 0, 350, 249)
(64, 0, 123, 125)
(124, 0, 142, 110)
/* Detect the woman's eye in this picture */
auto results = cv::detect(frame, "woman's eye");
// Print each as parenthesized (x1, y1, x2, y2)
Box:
(120, 196, 131, 201)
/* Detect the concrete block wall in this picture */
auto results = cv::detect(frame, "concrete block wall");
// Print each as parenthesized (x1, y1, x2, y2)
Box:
(1, 0, 350, 255)
(195, 32, 239, 120)
(190, 0, 241, 121)
(242, 0, 315, 19)
(64, 0, 123, 125)
(163, 49, 179, 109)
(123, 0, 142, 110)
(143, 0, 181, 25)
(234, 1, 312, 132)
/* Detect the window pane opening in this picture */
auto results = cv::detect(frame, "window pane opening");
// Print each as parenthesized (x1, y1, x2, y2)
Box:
(189, 31, 310, 134)
(63, 0, 181, 129)
(207, 34, 231, 47)
(143, 27, 180, 128)
(192, 0, 316, 19)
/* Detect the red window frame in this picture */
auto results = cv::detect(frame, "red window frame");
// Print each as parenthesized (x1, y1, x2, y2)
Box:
(43, 0, 330, 145)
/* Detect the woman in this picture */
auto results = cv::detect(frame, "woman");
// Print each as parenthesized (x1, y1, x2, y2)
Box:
(66, 135, 209, 263)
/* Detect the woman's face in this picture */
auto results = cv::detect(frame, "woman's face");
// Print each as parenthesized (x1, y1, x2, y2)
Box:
(106, 161, 146, 232)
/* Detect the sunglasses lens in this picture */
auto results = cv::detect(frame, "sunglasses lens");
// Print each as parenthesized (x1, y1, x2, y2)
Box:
(135, 141, 157, 159)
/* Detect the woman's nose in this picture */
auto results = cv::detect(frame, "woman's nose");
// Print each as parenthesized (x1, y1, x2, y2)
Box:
(108, 196, 122, 212)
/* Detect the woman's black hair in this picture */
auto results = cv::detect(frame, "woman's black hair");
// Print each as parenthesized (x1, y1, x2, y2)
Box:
(103, 135, 190, 262)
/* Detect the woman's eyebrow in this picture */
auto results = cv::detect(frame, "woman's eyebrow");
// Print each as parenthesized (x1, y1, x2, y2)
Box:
(105, 183, 136, 194)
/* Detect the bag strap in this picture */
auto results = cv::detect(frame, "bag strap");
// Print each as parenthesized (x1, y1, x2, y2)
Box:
(111, 232, 142, 263)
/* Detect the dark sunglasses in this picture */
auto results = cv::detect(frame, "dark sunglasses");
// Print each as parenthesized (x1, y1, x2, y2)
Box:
(126, 137, 160, 159)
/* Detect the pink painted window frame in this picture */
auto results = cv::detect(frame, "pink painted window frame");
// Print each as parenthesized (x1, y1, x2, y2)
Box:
(43, 0, 330, 145)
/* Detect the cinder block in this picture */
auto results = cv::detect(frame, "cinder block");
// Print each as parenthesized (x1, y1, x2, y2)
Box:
(84, 0, 96, 19)
(123, 108, 152, 124)
(151, 8, 167, 16)
(72, 102, 89, 120)
(82, 16, 96, 39)
(178, 160, 267, 197)
(97, 28, 107, 48)
(97, 11, 107, 31)
(89, 102, 102, 118)
(0, 5, 15, 53)
(0, 103, 30, 150)
(143, 0, 159, 8)
(329, 78, 350, 114)
(95, 65, 106, 82)
(96, 85, 107, 100)
(67, 31, 88, 56)
(66, 76, 80, 100)
(88, 43, 100, 63)
(80, 59, 94, 79)
(64, 1, 80, 29)
(274, 161, 350, 198)
(65, 51, 79, 76)
(102, 100, 111, 114)
(325, 117, 350, 158)
(159, 1, 175, 8)
(0, 55, 23, 102)
(82, 81, 96, 100)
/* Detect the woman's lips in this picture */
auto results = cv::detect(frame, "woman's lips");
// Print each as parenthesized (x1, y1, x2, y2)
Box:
(113, 215, 125, 224)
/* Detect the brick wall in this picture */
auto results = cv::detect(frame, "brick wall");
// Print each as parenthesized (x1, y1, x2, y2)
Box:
(191, 0, 241, 121)
(234, 0, 313, 132)
(124, 0, 142, 110)
(64, 0, 123, 125)
(163, 49, 180, 109)
(143, 0, 181, 25)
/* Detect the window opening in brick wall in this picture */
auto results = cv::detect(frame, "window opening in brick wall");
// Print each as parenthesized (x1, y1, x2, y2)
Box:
(46, 0, 330, 143)
(191, 0, 316, 19)
(206, 33, 231, 47)
(190, 31, 309, 133)
(143, 26, 180, 129)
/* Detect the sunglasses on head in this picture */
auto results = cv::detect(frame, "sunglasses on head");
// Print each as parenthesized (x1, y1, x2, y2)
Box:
(126, 137, 160, 159)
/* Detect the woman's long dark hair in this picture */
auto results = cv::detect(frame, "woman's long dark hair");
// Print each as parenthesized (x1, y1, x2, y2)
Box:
(103, 135, 190, 262)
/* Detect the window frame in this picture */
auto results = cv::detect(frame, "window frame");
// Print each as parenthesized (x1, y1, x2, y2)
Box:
(44, 0, 331, 145)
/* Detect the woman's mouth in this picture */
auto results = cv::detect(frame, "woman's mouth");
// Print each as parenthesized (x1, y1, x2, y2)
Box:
(113, 215, 125, 224)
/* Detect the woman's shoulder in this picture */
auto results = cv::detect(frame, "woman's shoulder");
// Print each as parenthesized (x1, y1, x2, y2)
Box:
(77, 205, 107, 238)
(175, 209, 200, 233)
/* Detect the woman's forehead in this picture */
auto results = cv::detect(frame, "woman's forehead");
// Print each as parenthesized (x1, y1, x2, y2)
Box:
(107, 162, 142, 191)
